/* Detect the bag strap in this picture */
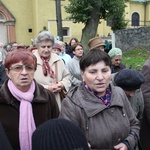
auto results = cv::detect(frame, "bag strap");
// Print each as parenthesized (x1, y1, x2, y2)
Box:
(55, 61, 58, 83)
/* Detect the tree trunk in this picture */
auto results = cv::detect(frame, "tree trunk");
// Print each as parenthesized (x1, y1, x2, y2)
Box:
(81, 0, 102, 52)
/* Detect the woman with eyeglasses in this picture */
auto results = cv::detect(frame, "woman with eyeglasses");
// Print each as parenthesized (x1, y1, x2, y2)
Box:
(108, 47, 126, 73)
(33, 31, 71, 110)
(66, 42, 84, 90)
(0, 48, 59, 150)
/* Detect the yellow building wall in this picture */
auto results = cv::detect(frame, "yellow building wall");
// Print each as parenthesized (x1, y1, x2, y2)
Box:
(129, 2, 145, 26)
(2, 0, 34, 45)
(145, 2, 150, 25)
(1, 0, 150, 45)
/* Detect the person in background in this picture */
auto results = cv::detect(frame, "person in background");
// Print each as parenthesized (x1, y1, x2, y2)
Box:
(66, 38, 79, 58)
(112, 68, 145, 122)
(0, 48, 59, 150)
(6, 45, 12, 53)
(60, 48, 140, 150)
(0, 52, 8, 87)
(58, 41, 72, 65)
(104, 40, 110, 53)
(113, 68, 145, 150)
(66, 43, 84, 90)
(0, 47, 8, 64)
(140, 58, 150, 150)
(0, 42, 4, 48)
(33, 31, 71, 110)
(88, 37, 105, 51)
(32, 118, 90, 150)
(108, 47, 126, 73)
(52, 42, 61, 56)
(11, 42, 18, 51)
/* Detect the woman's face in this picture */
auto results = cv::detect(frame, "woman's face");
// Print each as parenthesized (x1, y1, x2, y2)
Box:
(38, 41, 53, 58)
(81, 61, 111, 96)
(61, 45, 66, 53)
(6, 62, 35, 92)
(71, 39, 76, 46)
(111, 55, 122, 66)
(52, 48, 61, 55)
(73, 45, 83, 58)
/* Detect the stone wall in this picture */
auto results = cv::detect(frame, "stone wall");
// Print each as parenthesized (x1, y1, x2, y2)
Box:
(114, 26, 150, 52)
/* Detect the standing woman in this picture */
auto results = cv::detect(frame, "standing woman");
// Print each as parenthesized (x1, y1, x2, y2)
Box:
(66, 38, 79, 58)
(108, 47, 126, 73)
(58, 41, 72, 65)
(0, 49, 59, 150)
(66, 43, 84, 90)
(60, 48, 140, 150)
(33, 31, 71, 110)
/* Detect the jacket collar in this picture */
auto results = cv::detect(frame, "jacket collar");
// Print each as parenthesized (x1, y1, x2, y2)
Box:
(33, 50, 60, 66)
(68, 83, 124, 118)
(0, 79, 49, 104)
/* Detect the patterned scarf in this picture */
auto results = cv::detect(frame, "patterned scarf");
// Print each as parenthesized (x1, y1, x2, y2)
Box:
(41, 56, 55, 78)
(84, 82, 111, 107)
(8, 79, 36, 150)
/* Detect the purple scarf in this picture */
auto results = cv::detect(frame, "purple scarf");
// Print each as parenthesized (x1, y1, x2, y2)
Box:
(8, 79, 36, 150)
(84, 81, 111, 107)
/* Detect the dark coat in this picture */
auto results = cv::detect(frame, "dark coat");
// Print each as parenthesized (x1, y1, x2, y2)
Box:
(0, 121, 13, 150)
(0, 64, 8, 87)
(111, 63, 126, 73)
(140, 58, 150, 150)
(0, 80, 59, 150)
(60, 83, 140, 150)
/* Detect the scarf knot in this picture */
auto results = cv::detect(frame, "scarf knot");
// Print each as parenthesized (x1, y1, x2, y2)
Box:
(41, 56, 55, 78)
(8, 79, 36, 150)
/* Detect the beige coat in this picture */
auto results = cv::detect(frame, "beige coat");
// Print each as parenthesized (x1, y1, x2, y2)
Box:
(33, 50, 71, 110)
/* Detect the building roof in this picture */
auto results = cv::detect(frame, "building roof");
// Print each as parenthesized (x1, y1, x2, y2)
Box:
(131, 0, 150, 2)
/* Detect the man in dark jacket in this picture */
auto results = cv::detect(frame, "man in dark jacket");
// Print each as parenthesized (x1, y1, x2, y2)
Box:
(140, 58, 150, 150)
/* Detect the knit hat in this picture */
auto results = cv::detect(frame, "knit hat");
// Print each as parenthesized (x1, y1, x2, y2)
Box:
(32, 118, 90, 150)
(108, 48, 122, 58)
(52, 43, 61, 51)
(114, 68, 145, 91)
(88, 37, 105, 50)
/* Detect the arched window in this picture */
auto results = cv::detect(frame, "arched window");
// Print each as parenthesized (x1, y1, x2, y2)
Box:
(0, 12, 5, 20)
(132, 12, 139, 26)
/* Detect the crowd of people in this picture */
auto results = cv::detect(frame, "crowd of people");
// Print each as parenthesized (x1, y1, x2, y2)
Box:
(0, 31, 149, 150)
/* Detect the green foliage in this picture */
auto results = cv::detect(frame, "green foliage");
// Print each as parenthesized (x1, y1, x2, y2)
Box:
(101, 0, 128, 31)
(64, 0, 97, 23)
(122, 48, 150, 71)
(65, 0, 129, 30)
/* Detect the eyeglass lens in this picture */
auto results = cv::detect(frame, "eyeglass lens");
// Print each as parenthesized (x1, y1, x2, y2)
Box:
(9, 65, 35, 72)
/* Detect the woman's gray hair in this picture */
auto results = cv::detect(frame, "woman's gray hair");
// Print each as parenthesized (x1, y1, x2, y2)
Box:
(35, 31, 54, 47)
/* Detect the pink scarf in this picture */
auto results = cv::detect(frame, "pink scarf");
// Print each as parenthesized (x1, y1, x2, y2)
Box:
(41, 56, 55, 78)
(8, 79, 36, 150)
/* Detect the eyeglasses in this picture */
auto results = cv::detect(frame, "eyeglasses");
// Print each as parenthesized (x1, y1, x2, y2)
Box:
(75, 48, 83, 51)
(9, 65, 35, 72)
(40, 45, 51, 49)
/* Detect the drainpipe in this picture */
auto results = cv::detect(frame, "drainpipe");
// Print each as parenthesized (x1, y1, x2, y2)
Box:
(144, 0, 147, 26)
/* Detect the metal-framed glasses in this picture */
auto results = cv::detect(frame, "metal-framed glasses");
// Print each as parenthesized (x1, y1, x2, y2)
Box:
(9, 65, 35, 72)
(75, 48, 83, 51)
(40, 45, 51, 49)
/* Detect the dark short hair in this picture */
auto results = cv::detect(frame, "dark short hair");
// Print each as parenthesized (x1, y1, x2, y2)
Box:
(5, 48, 37, 70)
(71, 42, 83, 52)
(80, 48, 111, 72)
